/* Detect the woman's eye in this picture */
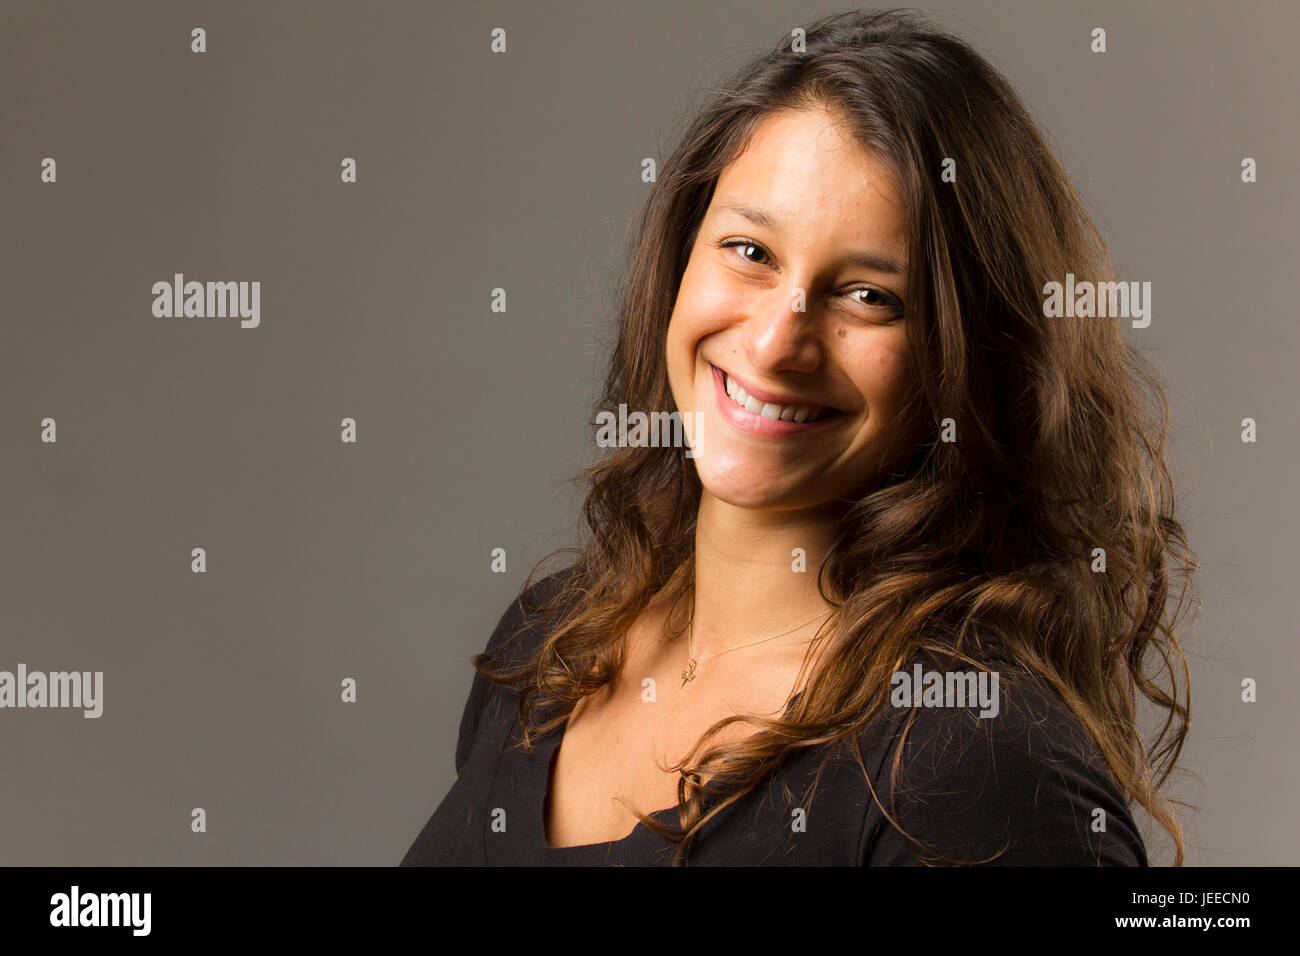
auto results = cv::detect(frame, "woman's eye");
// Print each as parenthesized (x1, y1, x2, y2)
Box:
(847, 287, 905, 315)
(718, 238, 771, 266)
(717, 239, 904, 317)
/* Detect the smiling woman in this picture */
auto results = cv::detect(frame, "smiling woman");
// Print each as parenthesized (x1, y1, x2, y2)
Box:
(667, 107, 922, 508)
(401, 8, 1198, 867)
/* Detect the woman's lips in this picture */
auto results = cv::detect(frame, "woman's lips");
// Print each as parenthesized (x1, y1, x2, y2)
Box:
(709, 363, 845, 437)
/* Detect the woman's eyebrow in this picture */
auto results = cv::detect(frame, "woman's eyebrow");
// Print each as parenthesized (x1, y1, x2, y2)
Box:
(714, 200, 907, 275)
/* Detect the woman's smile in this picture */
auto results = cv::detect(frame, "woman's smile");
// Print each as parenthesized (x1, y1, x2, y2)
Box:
(707, 361, 848, 437)
(665, 106, 921, 510)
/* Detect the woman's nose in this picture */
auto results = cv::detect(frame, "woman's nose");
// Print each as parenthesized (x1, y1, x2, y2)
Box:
(741, 285, 824, 375)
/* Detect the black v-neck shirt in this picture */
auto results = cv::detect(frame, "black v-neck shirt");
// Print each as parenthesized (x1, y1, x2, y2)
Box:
(400, 570, 1149, 866)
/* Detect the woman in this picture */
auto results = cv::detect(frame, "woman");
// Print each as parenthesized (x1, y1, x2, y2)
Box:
(401, 8, 1197, 866)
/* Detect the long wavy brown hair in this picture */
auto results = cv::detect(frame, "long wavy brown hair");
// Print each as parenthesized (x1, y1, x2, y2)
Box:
(476, 7, 1198, 865)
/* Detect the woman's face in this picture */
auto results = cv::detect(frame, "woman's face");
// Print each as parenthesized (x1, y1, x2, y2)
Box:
(666, 107, 923, 513)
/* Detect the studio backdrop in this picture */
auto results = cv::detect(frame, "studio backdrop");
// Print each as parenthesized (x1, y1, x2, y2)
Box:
(1, 0, 1296, 865)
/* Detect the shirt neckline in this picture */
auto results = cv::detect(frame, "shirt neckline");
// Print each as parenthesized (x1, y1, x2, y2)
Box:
(536, 719, 679, 852)
(533, 689, 808, 853)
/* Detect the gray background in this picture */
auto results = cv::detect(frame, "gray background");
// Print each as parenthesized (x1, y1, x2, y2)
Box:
(1, 0, 1295, 865)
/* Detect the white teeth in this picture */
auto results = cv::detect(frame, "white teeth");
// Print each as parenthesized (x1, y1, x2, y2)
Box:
(722, 372, 825, 423)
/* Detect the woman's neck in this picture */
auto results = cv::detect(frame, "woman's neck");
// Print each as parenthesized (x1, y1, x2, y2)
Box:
(687, 491, 841, 658)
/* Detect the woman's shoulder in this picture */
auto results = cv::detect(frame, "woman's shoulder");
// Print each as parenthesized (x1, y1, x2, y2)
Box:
(451, 565, 578, 771)
(856, 648, 1149, 865)
(479, 564, 579, 665)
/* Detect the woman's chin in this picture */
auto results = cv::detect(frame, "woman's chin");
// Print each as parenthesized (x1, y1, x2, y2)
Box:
(694, 462, 811, 511)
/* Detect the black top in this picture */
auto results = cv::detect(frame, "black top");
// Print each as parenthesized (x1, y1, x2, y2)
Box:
(401, 569, 1148, 866)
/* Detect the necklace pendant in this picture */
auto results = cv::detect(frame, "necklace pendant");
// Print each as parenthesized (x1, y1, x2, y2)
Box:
(680, 658, 698, 688)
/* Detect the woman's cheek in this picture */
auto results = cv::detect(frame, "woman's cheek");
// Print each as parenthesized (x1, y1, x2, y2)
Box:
(847, 331, 910, 407)
(680, 265, 749, 333)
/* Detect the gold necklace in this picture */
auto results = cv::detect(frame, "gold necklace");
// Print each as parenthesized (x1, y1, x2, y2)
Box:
(679, 605, 832, 688)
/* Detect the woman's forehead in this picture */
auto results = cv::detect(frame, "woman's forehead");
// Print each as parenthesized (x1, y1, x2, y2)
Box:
(709, 109, 907, 242)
